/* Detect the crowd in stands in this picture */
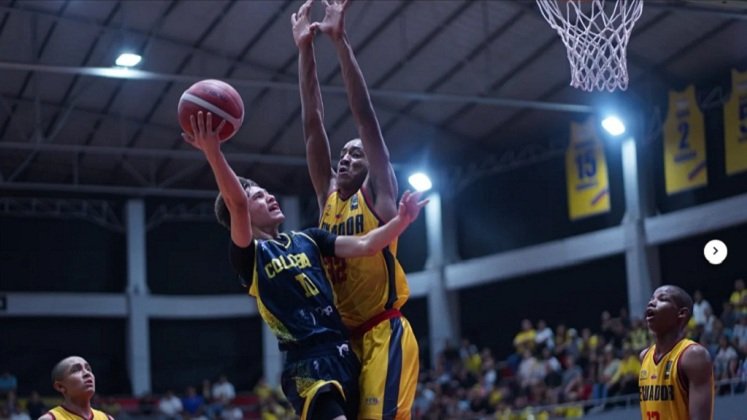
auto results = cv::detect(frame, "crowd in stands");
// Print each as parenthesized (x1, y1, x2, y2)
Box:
(2, 278, 746, 419)
(411, 278, 747, 419)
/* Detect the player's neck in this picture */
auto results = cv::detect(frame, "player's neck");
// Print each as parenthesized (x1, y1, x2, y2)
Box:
(62, 397, 93, 419)
(654, 329, 684, 355)
(252, 224, 280, 240)
(337, 185, 357, 200)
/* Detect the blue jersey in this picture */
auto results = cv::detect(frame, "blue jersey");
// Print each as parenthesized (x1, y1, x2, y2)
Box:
(230, 228, 348, 347)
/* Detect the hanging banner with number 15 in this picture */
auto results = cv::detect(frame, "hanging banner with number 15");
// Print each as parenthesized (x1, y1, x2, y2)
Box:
(663, 85, 708, 195)
(566, 116, 610, 220)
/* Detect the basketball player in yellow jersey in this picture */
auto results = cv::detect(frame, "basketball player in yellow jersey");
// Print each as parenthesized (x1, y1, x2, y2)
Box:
(293, 0, 418, 417)
(639, 285, 714, 420)
(39, 356, 113, 420)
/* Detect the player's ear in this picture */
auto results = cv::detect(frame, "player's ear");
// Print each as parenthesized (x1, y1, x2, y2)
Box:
(53, 381, 65, 394)
(678, 307, 690, 320)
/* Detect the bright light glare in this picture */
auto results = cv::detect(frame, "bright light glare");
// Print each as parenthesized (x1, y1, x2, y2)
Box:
(601, 115, 626, 136)
(408, 172, 432, 192)
(115, 53, 142, 67)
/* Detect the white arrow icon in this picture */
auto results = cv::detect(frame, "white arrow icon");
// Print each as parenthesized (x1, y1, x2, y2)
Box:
(704, 240, 727, 265)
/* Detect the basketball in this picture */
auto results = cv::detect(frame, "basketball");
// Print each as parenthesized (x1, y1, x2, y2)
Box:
(178, 79, 244, 142)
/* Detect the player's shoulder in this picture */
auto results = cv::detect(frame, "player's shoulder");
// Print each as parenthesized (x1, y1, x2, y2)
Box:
(682, 340, 711, 360)
(679, 340, 712, 369)
(295, 228, 329, 243)
(38, 413, 55, 420)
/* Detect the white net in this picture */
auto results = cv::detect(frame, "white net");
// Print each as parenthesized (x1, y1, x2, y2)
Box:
(536, 0, 643, 92)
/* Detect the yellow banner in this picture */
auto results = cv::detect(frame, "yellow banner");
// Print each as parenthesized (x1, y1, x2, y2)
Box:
(566, 117, 610, 220)
(724, 69, 747, 175)
(663, 85, 708, 194)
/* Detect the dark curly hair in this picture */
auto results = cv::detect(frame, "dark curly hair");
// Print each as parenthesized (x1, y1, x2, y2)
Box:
(214, 176, 257, 230)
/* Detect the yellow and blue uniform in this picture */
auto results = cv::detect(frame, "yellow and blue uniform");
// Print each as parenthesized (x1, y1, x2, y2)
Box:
(639, 338, 713, 420)
(320, 187, 419, 420)
(230, 228, 360, 420)
(45, 406, 111, 420)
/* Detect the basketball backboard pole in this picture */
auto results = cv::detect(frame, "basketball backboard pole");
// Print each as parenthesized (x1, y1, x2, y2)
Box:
(618, 111, 661, 319)
(425, 187, 461, 368)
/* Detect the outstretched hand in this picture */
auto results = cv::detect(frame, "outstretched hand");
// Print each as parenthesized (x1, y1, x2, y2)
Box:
(397, 190, 429, 224)
(181, 111, 226, 154)
(312, 0, 349, 40)
(291, 0, 317, 48)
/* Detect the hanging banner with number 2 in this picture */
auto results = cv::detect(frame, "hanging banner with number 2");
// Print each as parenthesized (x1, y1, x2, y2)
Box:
(663, 85, 708, 195)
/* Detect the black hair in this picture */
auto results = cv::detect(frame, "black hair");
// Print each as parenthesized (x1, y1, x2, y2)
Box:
(663, 285, 694, 318)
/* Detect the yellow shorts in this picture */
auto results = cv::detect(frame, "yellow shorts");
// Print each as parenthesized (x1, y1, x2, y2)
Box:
(352, 315, 419, 420)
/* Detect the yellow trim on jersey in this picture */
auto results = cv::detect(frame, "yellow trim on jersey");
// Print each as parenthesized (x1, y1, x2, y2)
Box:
(47, 406, 110, 420)
(299, 380, 345, 420)
(252, 289, 294, 342)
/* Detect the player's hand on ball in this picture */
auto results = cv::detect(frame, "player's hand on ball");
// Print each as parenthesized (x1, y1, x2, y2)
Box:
(182, 111, 226, 153)
(398, 190, 429, 224)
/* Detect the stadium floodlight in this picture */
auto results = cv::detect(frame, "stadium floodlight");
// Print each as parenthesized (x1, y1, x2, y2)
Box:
(601, 115, 626, 136)
(408, 172, 432, 192)
(115, 53, 142, 68)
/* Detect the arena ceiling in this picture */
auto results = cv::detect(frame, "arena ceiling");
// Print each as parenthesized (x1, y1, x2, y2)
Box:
(1, 0, 746, 198)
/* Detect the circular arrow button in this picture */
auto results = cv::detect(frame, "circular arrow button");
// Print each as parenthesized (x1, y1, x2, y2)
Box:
(704, 239, 727, 265)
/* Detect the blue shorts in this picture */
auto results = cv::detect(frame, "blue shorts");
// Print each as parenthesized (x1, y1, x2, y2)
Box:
(281, 340, 360, 420)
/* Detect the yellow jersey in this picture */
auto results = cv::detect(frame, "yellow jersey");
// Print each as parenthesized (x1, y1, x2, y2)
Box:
(320, 188, 409, 329)
(639, 338, 710, 420)
(46, 405, 111, 420)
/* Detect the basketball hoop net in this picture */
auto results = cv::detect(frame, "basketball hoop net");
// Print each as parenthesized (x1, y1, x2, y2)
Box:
(536, 0, 643, 92)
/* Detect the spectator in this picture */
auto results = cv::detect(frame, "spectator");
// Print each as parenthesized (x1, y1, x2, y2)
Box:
(732, 316, 747, 352)
(535, 320, 555, 351)
(219, 404, 243, 420)
(618, 307, 631, 330)
(721, 302, 738, 331)
(579, 327, 600, 354)
(181, 386, 204, 417)
(9, 401, 30, 420)
(627, 318, 649, 352)
(252, 376, 273, 404)
(0, 371, 17, 397)
(554, 324, 569, 354)
(158, 390, 183, 420)
(513, 319, 536, 353)
(139, 393, 157, 416)
(212, 375, 236, 404)
(702, 306, 718, 339)
(560, 356, 583, 402)
(692, 290, 712, 326)
(730, 278, 747, 316)
(200, 379, 212, 404)
(517, 350, 543, 390)
(25, 391, 46, 419)
(713, 336, 738, 382)
(607, 346, 640, 397)
(593, 345, 620, 400)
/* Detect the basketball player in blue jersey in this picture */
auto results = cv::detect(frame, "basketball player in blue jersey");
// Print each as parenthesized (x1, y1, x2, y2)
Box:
(293, 1, 419, 418)
(182, 111, 427, 420)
